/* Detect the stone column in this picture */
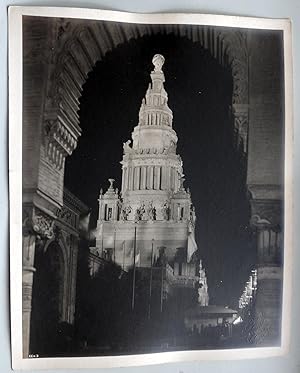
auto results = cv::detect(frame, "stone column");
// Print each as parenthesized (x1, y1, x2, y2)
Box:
(67, 235, 79, 324)
(160, 166, 166, 190)
(136, 166, 141, 190)
(157, 166, 161, 190)
(149, 166, 154, 190)
(166, 166, 171, 190)
(121, 167, 124, 191)
(130, 166, 134, 191)
(141, 166, 146, 190)
(121, 167, 127, 192)
(22, 233, 36, 358)
(127, 167, 131, 190)
(124, 167, 128, 191)
(250, 197, 283, 346)
(154, 166, 160, 190)
(170, 168, 174, 190)
(127, 166, 131, 190)
(22, 207, 54, 357)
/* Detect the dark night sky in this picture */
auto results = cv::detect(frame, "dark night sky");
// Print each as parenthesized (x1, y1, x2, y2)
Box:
(65, 32, 256, 309)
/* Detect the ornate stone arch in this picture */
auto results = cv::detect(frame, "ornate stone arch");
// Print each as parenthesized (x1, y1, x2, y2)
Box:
(43, 21, 249, 188)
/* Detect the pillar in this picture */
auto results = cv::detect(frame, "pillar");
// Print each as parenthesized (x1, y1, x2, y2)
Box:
(161, 165, 166, 190)
(250, 195, 283, 346)
(166, 166, 171, 190)
(149, 166, 154, 190)
(122, 167, 127, 191)
(22, 207, 54, 357)
(141, 166, 146, 190)
(135, 166, 141, 190)
(170, 168, 174, 190)
(129, 166, 134, 190)
(127, 166, 131, 190)
(22, 233, 36, 358)
(154, 166, 161, 190)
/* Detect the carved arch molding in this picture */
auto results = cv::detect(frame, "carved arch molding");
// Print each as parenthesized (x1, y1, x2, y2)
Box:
(43, 20, 249, 169)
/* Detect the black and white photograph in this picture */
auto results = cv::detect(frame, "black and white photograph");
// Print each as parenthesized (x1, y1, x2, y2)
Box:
(9, 6, 293, 370)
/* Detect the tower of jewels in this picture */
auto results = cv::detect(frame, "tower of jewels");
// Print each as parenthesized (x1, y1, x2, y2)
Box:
(92, 54, 209, 307)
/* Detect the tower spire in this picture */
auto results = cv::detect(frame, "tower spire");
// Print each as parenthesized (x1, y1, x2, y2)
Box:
(138, 54, 173, 128)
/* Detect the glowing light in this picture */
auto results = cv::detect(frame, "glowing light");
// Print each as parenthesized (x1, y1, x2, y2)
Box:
(233, 316, 243, 325)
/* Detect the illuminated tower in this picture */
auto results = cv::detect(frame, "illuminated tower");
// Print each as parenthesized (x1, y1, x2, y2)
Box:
(94, 54, 206, 276)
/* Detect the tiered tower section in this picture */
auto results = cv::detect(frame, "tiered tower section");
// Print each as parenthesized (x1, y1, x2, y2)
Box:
(93, 55, 206, 280)
(121, 54, 185, 218)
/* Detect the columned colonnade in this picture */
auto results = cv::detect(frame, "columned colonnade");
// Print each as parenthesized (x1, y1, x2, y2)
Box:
(122, 165, 180, 192)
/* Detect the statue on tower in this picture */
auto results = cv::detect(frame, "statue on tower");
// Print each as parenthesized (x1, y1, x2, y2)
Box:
(147, 201, 156, 221)
(190, 205, 196, 226)
(123, 140, 132, 154)
(108, 178, 115, 190)
(162, 201, 170, 220)
(120, 205, 132, 221)
(135, 203, 146, 222)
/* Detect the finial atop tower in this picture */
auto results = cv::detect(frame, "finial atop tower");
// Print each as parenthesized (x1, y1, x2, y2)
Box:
(152, 54, 165, 72)
(108, 178, 115, 190)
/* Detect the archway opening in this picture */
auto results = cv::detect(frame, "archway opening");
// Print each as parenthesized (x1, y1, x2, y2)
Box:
(65, 33, 255, 310)
(30, 242, 66, 356)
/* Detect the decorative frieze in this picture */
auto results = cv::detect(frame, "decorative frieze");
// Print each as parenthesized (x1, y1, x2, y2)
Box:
(55, 206, 75, 226)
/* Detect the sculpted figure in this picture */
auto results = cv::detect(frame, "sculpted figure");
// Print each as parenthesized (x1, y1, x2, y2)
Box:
(162, 201, 170, 220)
(190, 205, 196, 225)
(121, 205, 132, 221)
(168, 141, 176, 154)
(123, 140, 132, 154)
(147, 201, 156, 221)
(135, 203, 146, 221)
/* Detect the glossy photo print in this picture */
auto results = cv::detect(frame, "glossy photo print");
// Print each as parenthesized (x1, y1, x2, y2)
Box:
(9, 7, 293, 370)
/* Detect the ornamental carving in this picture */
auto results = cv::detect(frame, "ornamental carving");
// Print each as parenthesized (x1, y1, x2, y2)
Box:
(250, 214, 272, 228)
(23, 206, 55, 240)
(132, 145, 177, 156)
(250, 198, 282, 229)
(231, 63, 248, 105)
(44, 119, 78, 169)
(55, 206, 74, 225)
(32, 210, 55, 239)
(232, 104, 249, 153)
(56, 207, 72, 223)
